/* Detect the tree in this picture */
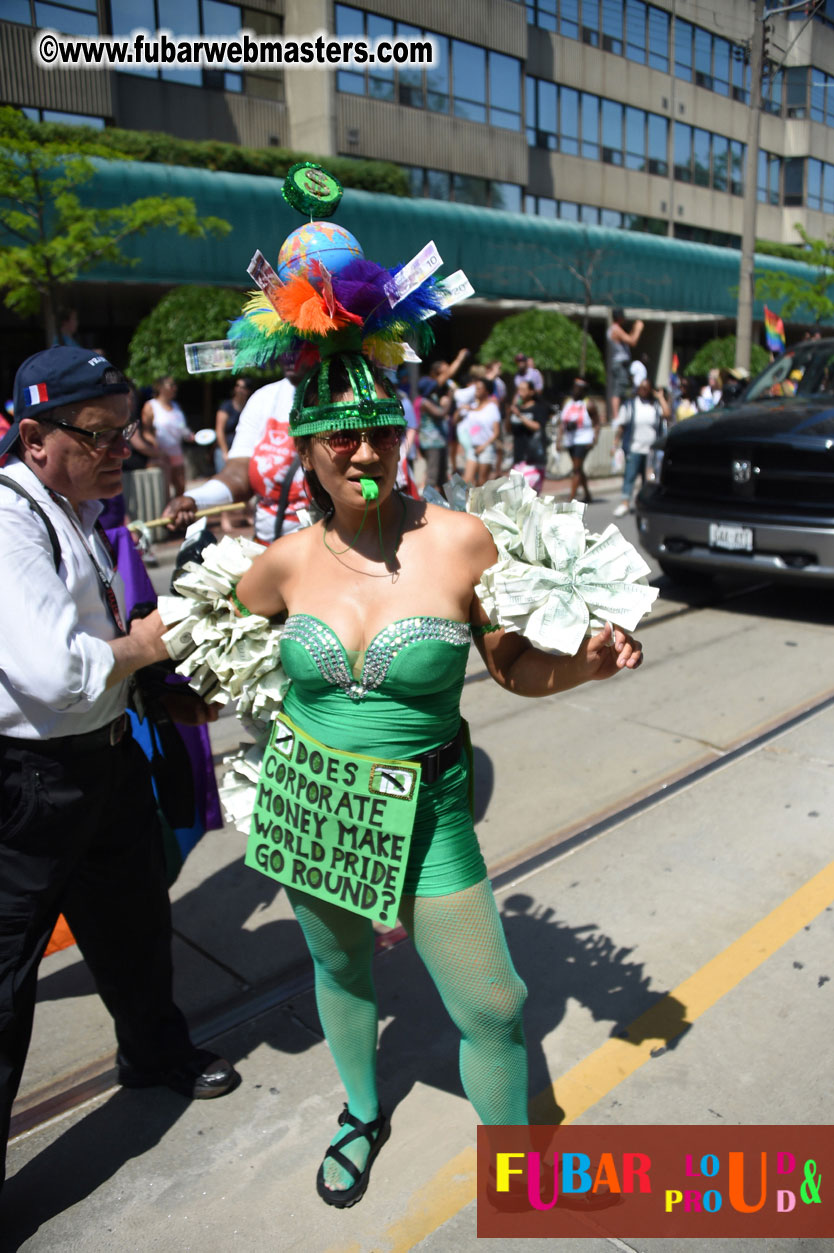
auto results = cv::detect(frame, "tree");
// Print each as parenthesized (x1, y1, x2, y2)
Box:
(755, 225, 834, 326)
(0, 107, 230, 345)
(127, 286, 249, 421)
(684, 336, 769, 379)
(478, 309, 605, 388)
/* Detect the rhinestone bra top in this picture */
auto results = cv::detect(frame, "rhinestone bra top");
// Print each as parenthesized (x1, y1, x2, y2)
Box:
(280, 613, 472, 702)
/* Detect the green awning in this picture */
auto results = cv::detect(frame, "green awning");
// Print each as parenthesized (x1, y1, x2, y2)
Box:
(76, 158, 827, 321)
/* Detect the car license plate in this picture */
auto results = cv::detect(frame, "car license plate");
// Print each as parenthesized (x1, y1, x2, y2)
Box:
(709, 523, 753, 552)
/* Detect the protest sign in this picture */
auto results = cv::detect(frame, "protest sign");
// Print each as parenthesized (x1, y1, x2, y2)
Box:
(245, 714, 421, 925)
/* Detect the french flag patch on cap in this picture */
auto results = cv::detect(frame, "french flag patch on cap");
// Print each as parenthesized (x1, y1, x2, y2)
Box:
(24, 383, 49, 406)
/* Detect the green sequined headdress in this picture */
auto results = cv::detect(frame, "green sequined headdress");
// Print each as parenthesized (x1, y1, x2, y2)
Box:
(290, 352, 405, 437)
(182, 162, 474, 430)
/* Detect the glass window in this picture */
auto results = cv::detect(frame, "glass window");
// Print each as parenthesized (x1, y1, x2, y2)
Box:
(538, 197, 558, 218)
(525, 77, 536, 146)
(403, 166, 424, 197)
(203, 0, 240, 34)
(367, 13, 395, 101)
(601, 98, 623, 164)
(34, 2, 98, 35)
(580, 92, 599, 159)
(492, 182, 522, 212)
(647, 112, 667, 175)
(453, 173, 489, 206)
(810, 69, 825, 122)
(713, 37, 730, 96)
(647, 5, 669, 71)
(560, 200, 580, 221)
(452, 40, 486, 123)
(763, 68, 782, 115)
(41, 109, 105, 127)
(625, 0, 646, 63)
(111, 0, 159, 76)
(426, 169, 451, 200)
(560, 85, 579, 155)
(337, 69, 365, 94)
(693, 26, 712, 90)
(601, 0, 623, 54)
(784, 157, 803, 206)
(490, 51, 521, 129)
(693, 127, 710, 187)
(674, 121, 692, 182)
(785, 65, 807, 117)
(625, 105, 645, 170)
(712, 134, 728, 192)
(822, 162, 834, 213)
(155, 0, 200, 86)
(770, 153, 781, 204)
(4, 0, 32, 23)
(816, 73, 831, 128)
(532, 77, 557, 148)
(580, 203, 599, 225)
(397, 21, 424, 107)
(601, 207, 623, 228)
(674, 18, 692, 81)
(757, 149, 768, 203)
(731, 46, 749, 103)
(426, 34, 449, 113)
(560, 0, 579, 40)
(335, 4, 363, 37)
(580, 0, 599, 46)
(530, 0, 557, 33)
(730, 140, 745, 196)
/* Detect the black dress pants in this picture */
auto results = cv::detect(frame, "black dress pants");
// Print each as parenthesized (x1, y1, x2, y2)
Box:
(0, 730, 193, 1187)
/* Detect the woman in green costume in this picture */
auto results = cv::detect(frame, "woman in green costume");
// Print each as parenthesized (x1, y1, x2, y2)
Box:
(234, 352, 643, 1209)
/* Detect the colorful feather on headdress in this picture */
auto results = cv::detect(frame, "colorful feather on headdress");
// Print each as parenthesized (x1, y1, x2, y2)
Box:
(229, 252, 450, 370)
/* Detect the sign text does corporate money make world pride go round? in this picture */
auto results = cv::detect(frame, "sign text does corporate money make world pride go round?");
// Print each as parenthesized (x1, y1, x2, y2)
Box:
(245, 715, 420, 925)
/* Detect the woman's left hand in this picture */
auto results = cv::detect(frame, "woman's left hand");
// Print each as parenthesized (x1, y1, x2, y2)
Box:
(579, 622, 642, 680)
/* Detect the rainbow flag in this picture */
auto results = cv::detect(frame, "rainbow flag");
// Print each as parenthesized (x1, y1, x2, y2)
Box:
(764, 306, 786, 354)
(671, 353, 679, 375)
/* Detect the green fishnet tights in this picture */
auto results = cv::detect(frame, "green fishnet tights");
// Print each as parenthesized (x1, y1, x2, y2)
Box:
(286, 878, 528, 1192)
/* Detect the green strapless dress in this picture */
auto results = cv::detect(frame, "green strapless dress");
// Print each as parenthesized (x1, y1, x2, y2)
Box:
(280, 614, 487, 896)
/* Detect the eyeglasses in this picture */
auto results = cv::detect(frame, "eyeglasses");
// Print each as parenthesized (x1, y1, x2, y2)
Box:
(315, 427, 402, 456)
(40, 416, 140, 450)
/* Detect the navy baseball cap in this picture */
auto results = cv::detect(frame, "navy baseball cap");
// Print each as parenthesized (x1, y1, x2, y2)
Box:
(1, 346, 130, 456)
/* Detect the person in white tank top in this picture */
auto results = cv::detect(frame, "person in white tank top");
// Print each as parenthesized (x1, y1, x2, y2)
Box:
(140, 375, 193, 497)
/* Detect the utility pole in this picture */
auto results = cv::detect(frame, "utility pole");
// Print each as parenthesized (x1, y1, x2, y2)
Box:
(735, 0, 766, 372)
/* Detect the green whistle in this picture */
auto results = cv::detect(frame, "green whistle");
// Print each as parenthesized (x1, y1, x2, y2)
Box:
(360, 477, 379, 502)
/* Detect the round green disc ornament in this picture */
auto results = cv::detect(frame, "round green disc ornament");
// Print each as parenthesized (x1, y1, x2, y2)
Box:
(282, 162, 343, 218)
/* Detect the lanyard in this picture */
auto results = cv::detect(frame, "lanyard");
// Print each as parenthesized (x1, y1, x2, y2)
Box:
(47, 490, 127, 636)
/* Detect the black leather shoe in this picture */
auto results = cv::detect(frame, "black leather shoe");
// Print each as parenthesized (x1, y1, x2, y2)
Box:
(117, 1048, 239, 1099)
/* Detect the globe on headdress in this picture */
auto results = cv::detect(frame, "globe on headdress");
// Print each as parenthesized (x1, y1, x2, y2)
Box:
(276, 222, 364, 284)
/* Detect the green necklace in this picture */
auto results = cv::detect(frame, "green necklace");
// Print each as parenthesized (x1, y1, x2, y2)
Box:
(322, 491, 407, 567)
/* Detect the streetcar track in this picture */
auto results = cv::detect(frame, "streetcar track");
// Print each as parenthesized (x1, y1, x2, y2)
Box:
(11, 674, 834, 1148)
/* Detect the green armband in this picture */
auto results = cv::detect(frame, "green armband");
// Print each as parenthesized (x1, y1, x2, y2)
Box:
(230, 586, 253, 618)
(472, 622, 502, 636)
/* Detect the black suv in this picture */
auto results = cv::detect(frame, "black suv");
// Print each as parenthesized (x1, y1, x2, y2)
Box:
(635, 338, 834, 585)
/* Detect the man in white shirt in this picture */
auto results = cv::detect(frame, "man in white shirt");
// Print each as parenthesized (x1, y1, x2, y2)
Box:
(0, 347, 238, 1194)
(164, 357, 309, 542)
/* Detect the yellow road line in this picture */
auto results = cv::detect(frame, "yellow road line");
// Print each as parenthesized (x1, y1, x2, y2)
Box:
(327, 856, 834, 1253)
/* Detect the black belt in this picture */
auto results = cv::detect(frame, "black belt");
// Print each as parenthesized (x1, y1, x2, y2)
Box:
(0, 712, 130, 754)
(413, 724, 465, 785)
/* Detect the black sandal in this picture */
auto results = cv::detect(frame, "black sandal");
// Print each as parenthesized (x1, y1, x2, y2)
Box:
(315, 1105, 390, 1209)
